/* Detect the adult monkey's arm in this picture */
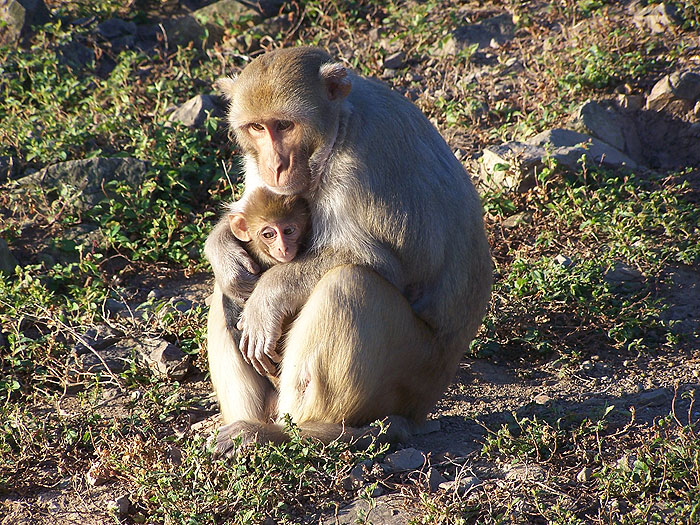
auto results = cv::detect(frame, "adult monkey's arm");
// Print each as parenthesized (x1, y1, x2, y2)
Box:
(237, 245, 405, 376)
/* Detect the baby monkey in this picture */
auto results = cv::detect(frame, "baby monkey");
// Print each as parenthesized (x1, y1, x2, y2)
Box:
(229, 187, 311, 271)
(228, 187, 311, 388)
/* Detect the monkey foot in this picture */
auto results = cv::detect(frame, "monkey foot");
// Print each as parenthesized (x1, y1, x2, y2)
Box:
(213, 420, 264, 458)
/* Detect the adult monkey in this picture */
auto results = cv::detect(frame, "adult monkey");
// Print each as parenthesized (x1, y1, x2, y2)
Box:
(205, 47, 492, 454)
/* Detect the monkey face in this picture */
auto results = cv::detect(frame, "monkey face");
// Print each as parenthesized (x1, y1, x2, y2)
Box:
(258, 221, 303, 263)
(242, 119, 312, 195)
(216, 47, 352, 197)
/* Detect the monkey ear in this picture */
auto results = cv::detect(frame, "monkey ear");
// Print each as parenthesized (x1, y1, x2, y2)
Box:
(214, 77, 237, 102)
(320, 63, 352, 101)
(229, 213, 251, 242)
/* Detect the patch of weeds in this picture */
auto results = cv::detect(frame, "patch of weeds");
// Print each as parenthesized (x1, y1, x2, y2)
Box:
(108, 418, 387, 523)
(596, 408, 700, 523)
(557, 42, 659, 93)
(550, 169, 700, 269)
(474, 168, 698, 361)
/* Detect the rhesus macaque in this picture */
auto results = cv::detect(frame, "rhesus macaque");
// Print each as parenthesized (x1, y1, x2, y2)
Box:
(227, 187, 311, 389)
(228, 187, 311, 271)
(204, 47, 493, 454)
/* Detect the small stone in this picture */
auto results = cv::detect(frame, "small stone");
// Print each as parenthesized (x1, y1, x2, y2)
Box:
(633, 3, 680, 33)
(576, 467, 593, 482)
(382, 448, 425, 472)
(554, 254, 573, 268)
(604, 262, 643, 283)
(439, 476, 480, 495)
(86, 464, 111, 486)
(383, 51, 405, 69)
(341, 475, 360, 492)
(370, 485, 384, 497)
(502, 211, 533, 229)
(427, 467, 447, 492)
(107, 494, 130, 518)
(349, 459, 372, 483)
(0, 238, 19, 275)
(168, 94, 224, 128)
(104, 298, 127, 314)
(581, 360, 594, 371)
(534, 393, 551, 405)
(381, 68, 397, 79)
(637, 388, 668, 407)
(141, 338, 191, 380)
(616, 94, 643, 111)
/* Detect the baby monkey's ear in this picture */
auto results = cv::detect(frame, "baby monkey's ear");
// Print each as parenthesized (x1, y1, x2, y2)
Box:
(228, 213, 251, 242)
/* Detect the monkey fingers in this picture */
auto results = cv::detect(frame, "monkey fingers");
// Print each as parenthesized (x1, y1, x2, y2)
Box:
(238, 324, 276, 376)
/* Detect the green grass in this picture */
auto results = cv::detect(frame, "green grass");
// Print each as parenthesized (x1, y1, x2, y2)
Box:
(1, 1, 699, 523)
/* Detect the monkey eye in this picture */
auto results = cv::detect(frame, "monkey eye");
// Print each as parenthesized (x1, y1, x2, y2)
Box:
(277, 120, 294, 131)
(249, 122, 265, 132)
(283, 226, 297, 236)
(261, 227, 276, 240)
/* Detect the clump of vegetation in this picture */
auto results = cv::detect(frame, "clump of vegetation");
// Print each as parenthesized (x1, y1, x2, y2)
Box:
(1, 0, 699, 523)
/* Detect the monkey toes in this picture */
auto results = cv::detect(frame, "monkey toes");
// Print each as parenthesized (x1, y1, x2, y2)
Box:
(213, 421, 264, 458)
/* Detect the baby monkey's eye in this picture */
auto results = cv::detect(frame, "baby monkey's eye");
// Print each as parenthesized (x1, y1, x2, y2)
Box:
(249, 123, 265, 132)
(261, 228, 276, 239)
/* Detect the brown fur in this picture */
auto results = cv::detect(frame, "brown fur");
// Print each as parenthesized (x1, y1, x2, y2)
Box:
(205, 47, 492, 454)
(229, 187, 310, 271)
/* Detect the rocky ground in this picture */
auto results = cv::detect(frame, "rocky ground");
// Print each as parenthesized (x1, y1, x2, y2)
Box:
(1, 0, 700, 523)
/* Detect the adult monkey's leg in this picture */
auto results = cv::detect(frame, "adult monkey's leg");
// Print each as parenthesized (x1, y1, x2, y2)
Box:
(279, 265, 452, 428)
(214, 265, 459, 454)
(207, 283, 275, 425)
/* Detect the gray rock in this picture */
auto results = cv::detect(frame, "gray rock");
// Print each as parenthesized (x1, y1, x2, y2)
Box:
(236, 0, 284, 17)
(576, 467, 593, 482)
(575, 100, 643, 163)
(0, 0, 51, 45)
(438, 475, 481, 495)
(140, 338, 191, 380)
(633, 2, 679, 33)
(616, 94, 644, 111)
(440, 13, 515, 55)
(57, 40, 95, 71)
(480, 128, 638, 192)
(502, 211, 533, 229)
(168, 94, 224, 128)
(97, 18, 136, 40)
(637, 388, 668, 407)
(97, 17, 136, 51)
(77, 339, 134, 374)
(322, 494, 410, 524)
(554, 254, 573, 268)
(107, 494, 130, 519)
(104, 298, 127, 315)
(160, 0, 261, 50)
(427, 467, 447, 492)
(0, 238, 19, 275)
(647, 71, 700, 111)
(73, 326, 122, 355)
(349, 461, 371, 484)
(603, 261, 644, 283)
(383, 51, 405, 69)
(382, 448, 425, 472)
(11, 157, 148, 209)
(0, 156, 18, 182)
